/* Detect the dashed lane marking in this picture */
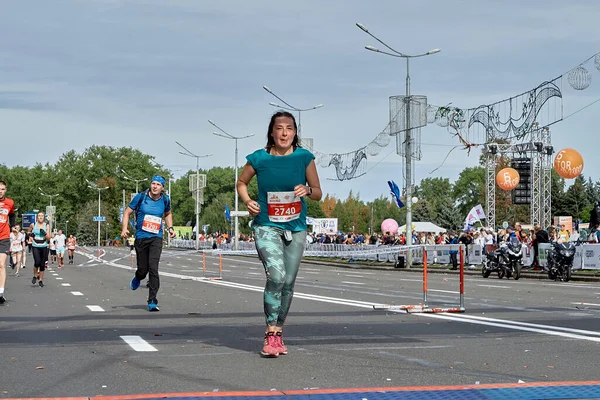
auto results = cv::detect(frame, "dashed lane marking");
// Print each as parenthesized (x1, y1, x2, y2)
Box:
(86, 305, 104, 312)
(120, 335, 158, 352)
(71, 291, 83, 296)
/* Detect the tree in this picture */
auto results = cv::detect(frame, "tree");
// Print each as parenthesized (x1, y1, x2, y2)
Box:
(437, 198, 463, 231)
(414, 177, 453, 223)
(585, 177, 600, 205)
(452, 167, 486, 217)
(320, 195, 337, 217)
(563, 175, 589, 220)
(551, 170, 567, 217)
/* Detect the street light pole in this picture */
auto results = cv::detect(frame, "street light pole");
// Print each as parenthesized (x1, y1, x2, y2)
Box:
(175, 141, 211, 251)
(357, 22, 440, 268)
(120, 168, 148, 194)
(38, 188, 59, 230)
(262, 86, 323, 138)
(86, 180, 109, 256)
(208, 120, 254, 251)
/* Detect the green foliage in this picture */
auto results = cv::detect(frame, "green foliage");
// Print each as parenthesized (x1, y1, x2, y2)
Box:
(452, 167, 486, 216)
(1, 145, 597, 236)
(563, 175, 589, 220)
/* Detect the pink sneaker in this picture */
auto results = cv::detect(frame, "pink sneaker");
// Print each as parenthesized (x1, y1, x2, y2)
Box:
(260, 332, 279, 357)
(274, 332, 288, 355)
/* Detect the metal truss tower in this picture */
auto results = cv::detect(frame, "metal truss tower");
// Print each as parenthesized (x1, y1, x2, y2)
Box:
(485, 124, 553, 229)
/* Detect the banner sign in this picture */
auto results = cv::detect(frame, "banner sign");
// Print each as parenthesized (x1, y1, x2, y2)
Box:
(312, 218, 338, 235)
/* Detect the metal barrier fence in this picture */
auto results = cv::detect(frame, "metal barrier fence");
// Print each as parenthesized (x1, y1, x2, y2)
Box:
(170, 239, 600, 270)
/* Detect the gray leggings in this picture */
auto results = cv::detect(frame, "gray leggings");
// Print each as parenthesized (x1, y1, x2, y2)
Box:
(253, 225, 306, 327)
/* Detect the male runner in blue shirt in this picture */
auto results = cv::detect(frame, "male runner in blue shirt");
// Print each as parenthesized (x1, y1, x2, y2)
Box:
(121, 175, 175, 312)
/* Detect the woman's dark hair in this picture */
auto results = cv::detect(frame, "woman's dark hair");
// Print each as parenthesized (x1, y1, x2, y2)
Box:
(266, 111, 299, 150)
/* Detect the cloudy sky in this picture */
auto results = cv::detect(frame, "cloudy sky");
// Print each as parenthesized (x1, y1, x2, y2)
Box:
(1, 0, 599, 201)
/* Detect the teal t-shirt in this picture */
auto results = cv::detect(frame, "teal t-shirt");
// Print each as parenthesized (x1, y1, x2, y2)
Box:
(246, 147, 315, 232)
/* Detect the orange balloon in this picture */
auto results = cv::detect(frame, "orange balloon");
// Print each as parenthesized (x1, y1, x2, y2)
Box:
(496, 168, 520, 191)
(554, 148, 584, 179)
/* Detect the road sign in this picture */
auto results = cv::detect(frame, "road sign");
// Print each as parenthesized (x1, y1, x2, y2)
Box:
(93, 216, 106, 222)
(230, 211, 250, 217)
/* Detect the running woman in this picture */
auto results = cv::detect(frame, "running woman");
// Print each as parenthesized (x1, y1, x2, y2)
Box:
(29, 211, 50, 287)
(48, 233, 57, 265)
(55, 229, 66, 268)
(0, 180, 16, 304)
(121, 175, 175, 312)
(66, 234, 77, 264)
(10, 225, 25, 277)
(237, 111, 322, 357)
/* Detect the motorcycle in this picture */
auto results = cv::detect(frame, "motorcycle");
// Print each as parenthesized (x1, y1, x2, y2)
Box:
(547, 241, 575, 282)
(481, 236, 523, 280)
(504, 236, 523, 280)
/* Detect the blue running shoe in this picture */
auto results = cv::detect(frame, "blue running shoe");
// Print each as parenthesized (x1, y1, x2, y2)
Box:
(130, 276, 140, 291)
(148, 301, 160, 312)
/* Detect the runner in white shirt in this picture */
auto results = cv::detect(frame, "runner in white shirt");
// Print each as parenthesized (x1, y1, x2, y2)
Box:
(54, 230, 66, 268)
(48, 234, 57, 265)
(10, 226, 25, 277)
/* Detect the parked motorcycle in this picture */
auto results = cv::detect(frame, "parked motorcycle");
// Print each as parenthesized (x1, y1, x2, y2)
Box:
(547, 241, 575, 282)
(504, 236, 523, 280)
(481, 236, 523, 280)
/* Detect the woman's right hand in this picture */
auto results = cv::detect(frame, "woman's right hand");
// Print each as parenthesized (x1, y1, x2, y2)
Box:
(246, 200, 261, 216)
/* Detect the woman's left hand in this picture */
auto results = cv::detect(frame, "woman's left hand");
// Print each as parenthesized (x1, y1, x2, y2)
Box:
(294, 184, 310, 198)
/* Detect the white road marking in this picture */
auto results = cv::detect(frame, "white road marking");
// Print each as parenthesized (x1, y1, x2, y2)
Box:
(55, 277, 63, 280)
(83, 251, 600, 342)
(344, 275, 364, 278)
(247, 272, 262, 276)
(71, 292, 83, 296)
(86, 305, 104, 312)
(428, 289, 458, 294)
(303, 271, 319, 274)
(341, 281, 365, 285)
(61, 283, 71, 286)
(120, 335, 158, 352)
(417, 313, 600, 340)
(572, 302, 600, 307)
(477, 284, 511, 289)
(339, 345, 452, 351)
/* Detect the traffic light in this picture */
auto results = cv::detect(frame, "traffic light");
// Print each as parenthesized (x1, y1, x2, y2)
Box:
(511, 158, 531, 204)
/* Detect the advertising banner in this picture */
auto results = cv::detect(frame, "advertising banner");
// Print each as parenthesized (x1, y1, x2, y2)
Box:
(312, 218, 338, 235)
(582, 244, 600, 270)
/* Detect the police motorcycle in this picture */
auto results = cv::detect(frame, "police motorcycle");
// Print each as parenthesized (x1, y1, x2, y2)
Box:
(482, 236, 523, 280)
(547, 241, 575, 282)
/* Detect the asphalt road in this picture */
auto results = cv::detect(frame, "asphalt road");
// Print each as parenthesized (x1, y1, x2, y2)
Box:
(1, 246, 599, 398)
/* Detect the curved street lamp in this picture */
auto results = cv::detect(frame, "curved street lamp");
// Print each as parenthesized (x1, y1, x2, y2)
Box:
(38, 188, 59, 228)
(208, 119, 254, 251)
(86, 179, 109, 256)
(262, 86, 323, 137)
(120, 168, 148, 194)
(357, 22, 440, 268)
(175, 141, 212, 251)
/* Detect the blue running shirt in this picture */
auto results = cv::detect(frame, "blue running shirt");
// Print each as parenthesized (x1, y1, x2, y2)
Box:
(246, 147, 315, 232)
(129, 192, 171, 239)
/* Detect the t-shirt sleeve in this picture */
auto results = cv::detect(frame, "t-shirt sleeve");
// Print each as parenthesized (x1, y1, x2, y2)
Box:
(128, 193, 142, 210)
(164, 195, 171, 214)
(246, 150, 260, 170)
(305, 149, 316, 168)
